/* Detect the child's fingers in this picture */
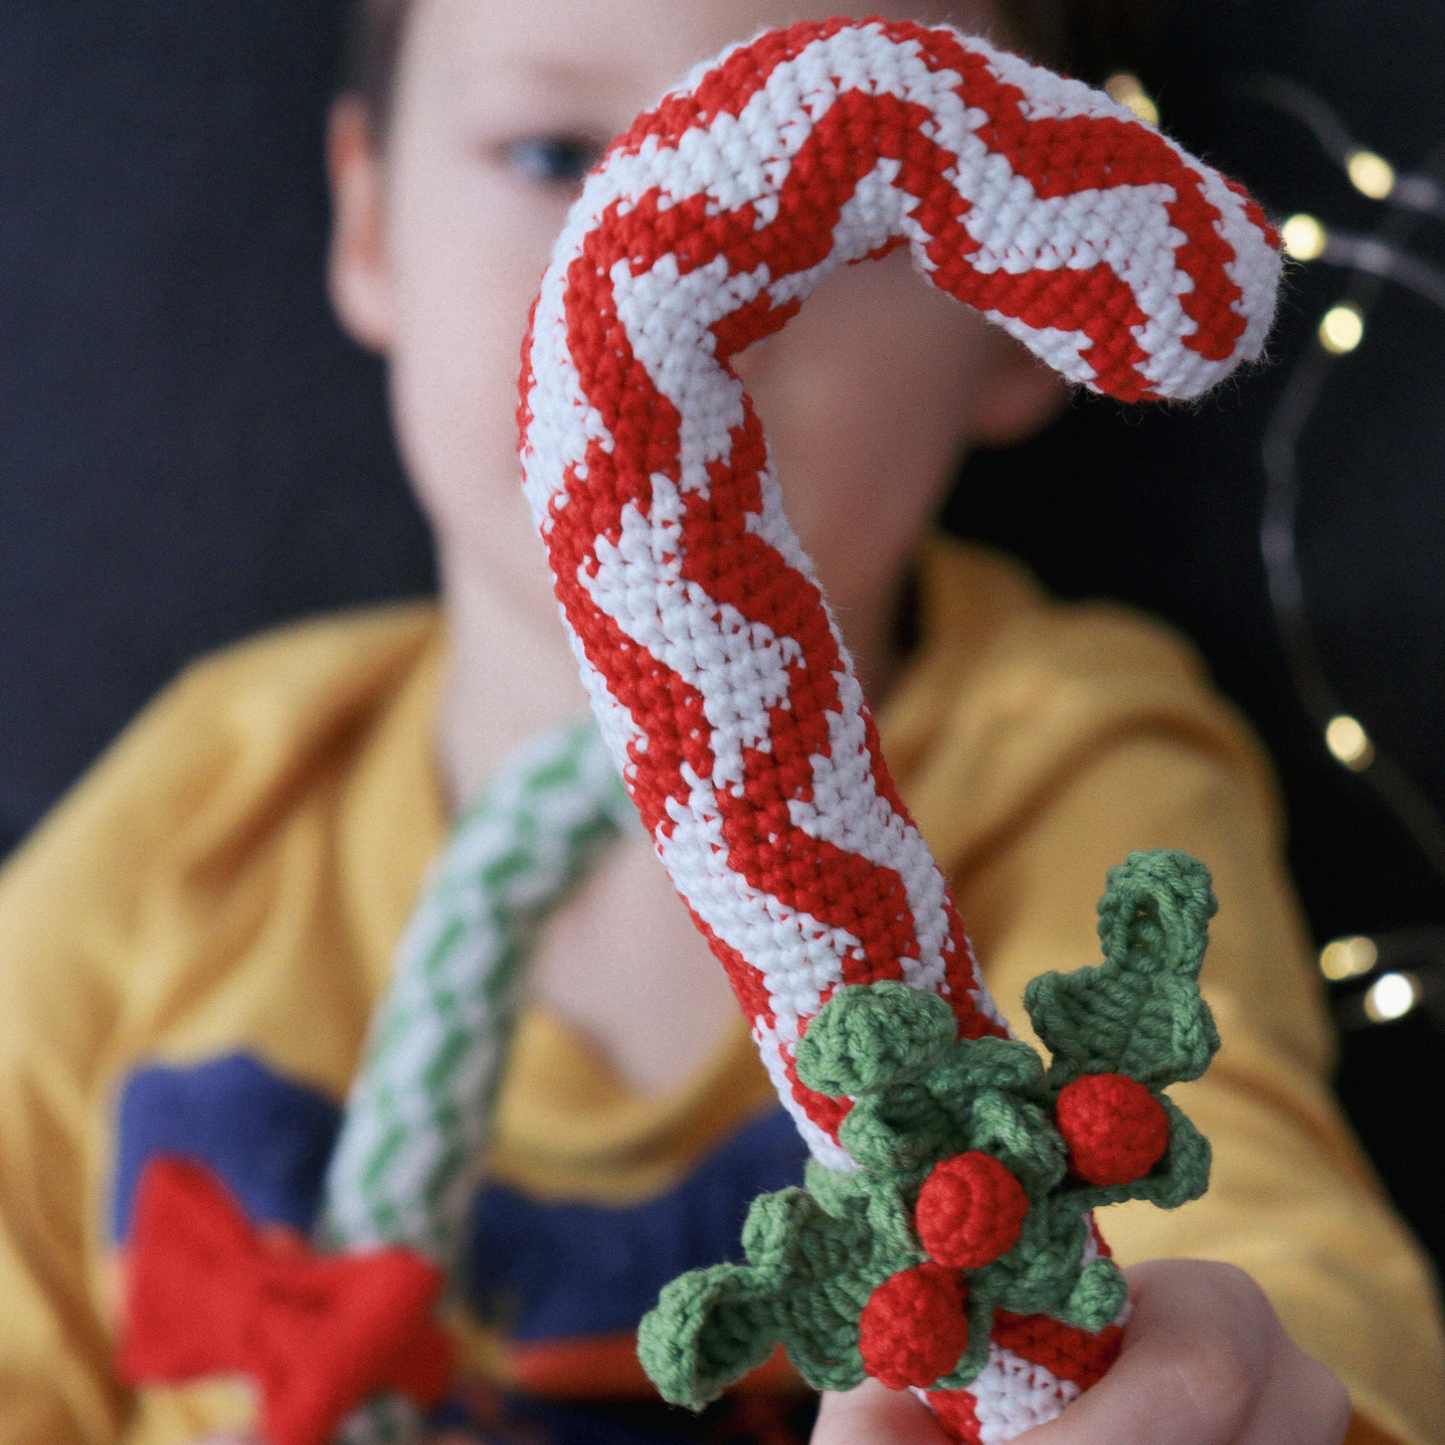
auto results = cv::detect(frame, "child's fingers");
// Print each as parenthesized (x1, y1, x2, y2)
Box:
(1020, 1260, 1350, 1445)
(812, 1261, 1349, 1445)
(1231, 1334, 1352, 1445)
(812, 1378, 953, 1445)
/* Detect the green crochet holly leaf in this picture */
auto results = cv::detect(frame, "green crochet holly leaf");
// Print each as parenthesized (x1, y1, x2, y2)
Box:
(804, 986, 1058, 1189)
(637, 849, 1222, 1410)
(637, 1181, 901, 1404)
(1024, 849, 1220, 1089)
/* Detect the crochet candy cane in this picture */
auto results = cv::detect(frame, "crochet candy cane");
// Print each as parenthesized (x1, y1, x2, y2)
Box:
(518, 16, 1277, 1443)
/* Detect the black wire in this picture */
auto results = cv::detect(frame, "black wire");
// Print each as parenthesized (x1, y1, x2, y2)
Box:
(1238, 73, 1445, 221)
(1319, 232, 1445, 312)
(1259, 290, 1445, 883)
(1237, 79, 1445, 1029)
(1250, 80, 1445, 891)
(1240, 74, 1360, 165)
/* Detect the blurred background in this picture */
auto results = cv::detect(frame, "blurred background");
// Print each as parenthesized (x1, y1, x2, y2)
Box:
(0, 0, 1441, 1268)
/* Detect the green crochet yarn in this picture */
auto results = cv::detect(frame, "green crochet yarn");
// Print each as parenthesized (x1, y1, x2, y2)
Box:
(637, 849, 1220, 1409)
(1027, 846, 1221, 1090)
(320, 716, 636, 1264)
(318, 718, 635, 1445)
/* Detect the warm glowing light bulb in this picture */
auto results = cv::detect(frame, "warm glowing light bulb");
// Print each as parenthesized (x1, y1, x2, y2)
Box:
(1320, 935, 1378, 982)
(1346, 148, 1396, 200)
(1319, 304, 1365, 356)
(1104, 72, 1160, 127)
(1281, 213, 1328, 262)
(1325, 713, 1374, 768)
(1363, 971, 1419, 1024)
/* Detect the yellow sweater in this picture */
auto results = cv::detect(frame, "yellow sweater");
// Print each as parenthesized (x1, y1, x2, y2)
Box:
(0, 539, 1440, 1445)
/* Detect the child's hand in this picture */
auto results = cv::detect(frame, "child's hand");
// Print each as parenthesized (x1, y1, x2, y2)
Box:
(812, 1260, 1351, 1445)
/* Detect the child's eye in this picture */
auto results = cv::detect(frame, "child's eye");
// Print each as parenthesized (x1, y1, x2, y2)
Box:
(503, 136, 604, 187)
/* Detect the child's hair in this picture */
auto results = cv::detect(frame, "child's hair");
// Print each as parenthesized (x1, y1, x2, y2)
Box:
(342, 0, 1164, 137)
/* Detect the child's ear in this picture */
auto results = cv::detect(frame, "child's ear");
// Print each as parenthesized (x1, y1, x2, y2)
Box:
(327, 96, 393, 354)
(968, 333, 1071, 449)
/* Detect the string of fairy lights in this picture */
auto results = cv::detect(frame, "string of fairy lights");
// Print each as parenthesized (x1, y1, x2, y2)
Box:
(1104, 70, 1445, 1033)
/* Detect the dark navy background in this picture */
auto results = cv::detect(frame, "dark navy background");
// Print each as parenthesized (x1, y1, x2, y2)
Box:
(0, 0, 434, 848)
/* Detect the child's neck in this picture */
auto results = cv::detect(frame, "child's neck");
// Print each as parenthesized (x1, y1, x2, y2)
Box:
(434, 545, 592, 811)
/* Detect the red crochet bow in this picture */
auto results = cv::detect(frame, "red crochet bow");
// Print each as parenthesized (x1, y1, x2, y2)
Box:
(118, 1158, 454, 1445)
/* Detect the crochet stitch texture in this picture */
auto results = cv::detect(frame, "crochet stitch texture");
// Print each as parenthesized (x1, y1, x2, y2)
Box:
(321, 718, 637, 1263)
(517, 16, 1278, 1440)
(636, 849, 1219, 1415)
(319, 719, 638, 1444)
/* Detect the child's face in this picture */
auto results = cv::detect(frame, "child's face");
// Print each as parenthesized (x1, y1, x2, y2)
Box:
(330, 0, 1063, 651)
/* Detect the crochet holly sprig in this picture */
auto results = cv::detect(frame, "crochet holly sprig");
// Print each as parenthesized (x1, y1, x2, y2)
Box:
(637, 849, 1220, 1408)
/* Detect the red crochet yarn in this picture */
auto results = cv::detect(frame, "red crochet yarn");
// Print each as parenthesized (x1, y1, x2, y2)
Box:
(520, 13, 1281, 1175)
(915, 1152, 1030, 1268)
(521, 16, 1267, 1434)
(858, 1262, 970, 1390)
(991, 1310, 1124, 1391)
(1055, 1072, 1170, 1185)
(926, 1387, 985, 1444)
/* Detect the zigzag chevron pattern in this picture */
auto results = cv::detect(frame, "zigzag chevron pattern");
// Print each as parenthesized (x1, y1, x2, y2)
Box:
(519, 19, 1280, 1438)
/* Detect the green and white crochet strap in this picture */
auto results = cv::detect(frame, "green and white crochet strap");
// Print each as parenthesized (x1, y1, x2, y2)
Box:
(319, 715, 635, 1262)
(317, 716, 636, 1442)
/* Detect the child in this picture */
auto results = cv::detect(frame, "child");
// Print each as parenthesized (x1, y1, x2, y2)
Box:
(0, 1, 1441, 1443)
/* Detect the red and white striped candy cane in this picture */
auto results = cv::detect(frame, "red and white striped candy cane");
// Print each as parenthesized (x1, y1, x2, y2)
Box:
(520, 13, 1278, 1156)
(518, 14, 1279, 1427)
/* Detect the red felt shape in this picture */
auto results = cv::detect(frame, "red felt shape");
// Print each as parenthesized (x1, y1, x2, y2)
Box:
(858, 1261, 970, 1390)
(915, 1152, 1030, 1269)
(118, 1157, 453, 1445)
(1055, 1073, 1170, 1185)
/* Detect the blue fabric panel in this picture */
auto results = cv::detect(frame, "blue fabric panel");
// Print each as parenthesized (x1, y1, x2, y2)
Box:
(112, 1052, 342, 1241)
(466, 1106, 809, 1342)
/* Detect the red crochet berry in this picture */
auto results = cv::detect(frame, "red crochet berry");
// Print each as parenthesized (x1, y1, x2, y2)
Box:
(1055, 1072, 1170, 1185)
(858, 1262, 969, 1390)
(915, 1152, 1029, 1268)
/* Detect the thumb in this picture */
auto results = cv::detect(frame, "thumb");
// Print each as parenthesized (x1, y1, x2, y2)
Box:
(812, 1379, 953, 1445)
